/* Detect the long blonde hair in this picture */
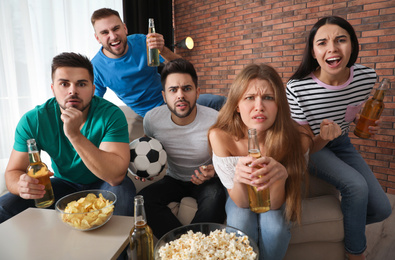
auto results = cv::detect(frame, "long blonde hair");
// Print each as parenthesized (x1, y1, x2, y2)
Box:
(210, 64, 308, 223)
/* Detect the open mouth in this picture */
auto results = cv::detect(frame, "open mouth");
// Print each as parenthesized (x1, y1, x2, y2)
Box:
(326, 57, 341, 66)
(110, 41, 121, 47)
(253, 115, 266, 121)
(176, 103, 187, 108)
(175, 100, 189, 110)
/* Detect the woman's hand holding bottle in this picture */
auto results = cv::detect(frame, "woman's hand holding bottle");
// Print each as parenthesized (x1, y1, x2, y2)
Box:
(235, 156, 287, 191)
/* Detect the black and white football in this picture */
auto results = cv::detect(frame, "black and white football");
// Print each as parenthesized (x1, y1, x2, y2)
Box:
(128, 136, 167, 178)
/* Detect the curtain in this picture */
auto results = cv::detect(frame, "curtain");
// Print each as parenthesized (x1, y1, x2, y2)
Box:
(0, 0, 123, 191)
(123, 0, 173, 51)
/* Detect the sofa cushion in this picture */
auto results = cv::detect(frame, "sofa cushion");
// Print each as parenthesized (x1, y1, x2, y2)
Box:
(290, 195, 344, 244)
(177, 197, 198, 225)
(285, 241, 345, 260)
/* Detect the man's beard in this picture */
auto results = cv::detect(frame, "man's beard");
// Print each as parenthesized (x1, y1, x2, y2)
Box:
(58, 96, 91, 112)
(103, 40, 127, 57)
(167, 99, 196, 119)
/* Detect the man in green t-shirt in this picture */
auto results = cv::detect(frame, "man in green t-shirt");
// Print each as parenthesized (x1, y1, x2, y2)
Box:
(0, 52, 136, 223)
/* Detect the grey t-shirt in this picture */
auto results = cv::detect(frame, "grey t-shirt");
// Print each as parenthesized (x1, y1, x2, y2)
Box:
(143, 104, 218, 182)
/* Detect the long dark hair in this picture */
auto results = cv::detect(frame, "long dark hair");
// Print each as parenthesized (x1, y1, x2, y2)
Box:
(290, 16, 359, 80)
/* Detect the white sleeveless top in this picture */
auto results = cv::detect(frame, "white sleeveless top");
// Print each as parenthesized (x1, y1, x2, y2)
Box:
(212, 153, 241, 189)
(213, 151, 309, 190)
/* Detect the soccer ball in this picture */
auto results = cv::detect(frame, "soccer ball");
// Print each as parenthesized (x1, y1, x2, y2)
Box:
(128, 136, 167, 178)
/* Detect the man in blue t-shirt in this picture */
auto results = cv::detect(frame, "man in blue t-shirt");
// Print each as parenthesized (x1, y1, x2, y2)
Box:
(0, 52, 136, 223)
(90, 8, 226, 141)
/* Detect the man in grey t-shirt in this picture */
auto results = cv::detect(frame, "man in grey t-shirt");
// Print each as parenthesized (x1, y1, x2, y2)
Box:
(138, 59, 226, 239)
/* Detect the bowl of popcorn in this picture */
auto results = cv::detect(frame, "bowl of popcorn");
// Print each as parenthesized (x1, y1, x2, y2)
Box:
(55, 190, 116, 231)
(154, 223, 259, 260)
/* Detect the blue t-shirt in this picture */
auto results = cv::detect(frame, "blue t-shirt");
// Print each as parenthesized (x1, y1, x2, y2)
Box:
(92, 34, 165, 117)
(14, 96, 129, 184)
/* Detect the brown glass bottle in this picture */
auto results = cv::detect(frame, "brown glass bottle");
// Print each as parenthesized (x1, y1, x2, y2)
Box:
(146, 18, 160, 67)
(247, 129, 270, 213)
(354, 78, 390, 139)
(129, 195, 154, 260)
(26, 139, 54, 208)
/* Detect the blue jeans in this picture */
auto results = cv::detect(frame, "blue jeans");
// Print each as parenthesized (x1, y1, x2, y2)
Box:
(138, 175, 226, 239)
(197, 94, 227, 111)
(0, 175, 136, 223)
(309, 134, 391, 254)
(225, 196, 291, 260)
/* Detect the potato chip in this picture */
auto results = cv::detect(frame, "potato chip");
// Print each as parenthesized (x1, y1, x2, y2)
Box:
(61, 192, 114, 230)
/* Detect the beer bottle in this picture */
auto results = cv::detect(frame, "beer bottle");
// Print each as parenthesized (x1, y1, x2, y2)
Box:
(129, 195, 154, 260)
(354, 78, 390, 139)
(146, 18, 160, 67)
(26, 139, 55, 208)
(247, 128, 270, 213)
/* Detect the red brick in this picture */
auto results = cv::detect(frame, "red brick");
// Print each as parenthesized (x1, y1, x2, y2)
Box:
(381, 7, 395, 15)
(358, 36, 379, 44)
(319, 2, 348, 11)
(348, 10, 380, 19)
(307, 0, 333, 8)
(365, 2, 395, 10)
(387, 188, 395, 195)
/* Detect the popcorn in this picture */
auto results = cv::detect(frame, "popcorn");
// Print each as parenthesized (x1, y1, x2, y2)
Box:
(158, 229, 257, 260)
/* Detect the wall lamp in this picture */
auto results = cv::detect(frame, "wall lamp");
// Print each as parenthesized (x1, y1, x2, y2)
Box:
(175, 37, 194, 50)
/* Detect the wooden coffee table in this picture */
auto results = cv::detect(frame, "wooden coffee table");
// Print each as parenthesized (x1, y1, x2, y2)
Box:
(0, 208, 134, 260)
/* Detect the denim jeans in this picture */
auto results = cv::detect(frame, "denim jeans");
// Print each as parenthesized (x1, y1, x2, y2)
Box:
(138, 175, 226, 239)
(197, 94, 227, 111)
(225, 196, 291, 260)
(309, 134, 391, 254)
(0, 174, 136, 223)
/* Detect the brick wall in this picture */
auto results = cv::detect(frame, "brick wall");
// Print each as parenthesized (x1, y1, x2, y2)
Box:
(173, 0, 395, 193)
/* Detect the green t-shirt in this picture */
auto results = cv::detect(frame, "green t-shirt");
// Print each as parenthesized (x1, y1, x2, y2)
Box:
(14, 96, 129, 184)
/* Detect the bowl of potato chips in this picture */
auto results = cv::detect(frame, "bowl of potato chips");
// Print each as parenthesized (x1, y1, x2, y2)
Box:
(55, 190, 116, 231)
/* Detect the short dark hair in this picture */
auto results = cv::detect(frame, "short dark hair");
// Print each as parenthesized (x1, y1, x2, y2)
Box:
(91, 8, 122, 26)
(290, 16, 359, 80)
(51, 52, 94, 82)
(160, 59, 198, 90)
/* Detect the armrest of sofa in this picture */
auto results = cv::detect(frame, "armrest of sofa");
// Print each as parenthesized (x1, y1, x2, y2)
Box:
(0, 161, 9, 196)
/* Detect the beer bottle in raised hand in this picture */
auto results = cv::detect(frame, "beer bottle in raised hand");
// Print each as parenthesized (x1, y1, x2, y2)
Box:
(147, 18, 160, 67)
(354, 78, 390, 139)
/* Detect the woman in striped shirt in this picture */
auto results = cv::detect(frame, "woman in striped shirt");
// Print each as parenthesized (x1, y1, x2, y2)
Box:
(286, 16, 391, 260)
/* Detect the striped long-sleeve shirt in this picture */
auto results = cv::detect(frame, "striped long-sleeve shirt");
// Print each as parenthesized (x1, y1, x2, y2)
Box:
(286, 64, 377, 136)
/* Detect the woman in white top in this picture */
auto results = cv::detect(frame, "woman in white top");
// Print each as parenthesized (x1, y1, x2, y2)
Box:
(208, 64, 310, 260)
